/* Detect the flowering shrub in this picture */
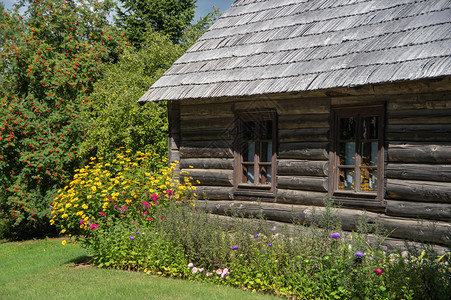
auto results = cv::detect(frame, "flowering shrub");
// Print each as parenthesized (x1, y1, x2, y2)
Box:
(50, 148, 196, 250)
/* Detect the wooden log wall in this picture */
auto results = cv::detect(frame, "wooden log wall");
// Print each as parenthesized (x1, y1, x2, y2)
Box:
(175, 97, 331, 202)
(167, 80, 451, 245)
(385, 93, 451, 222)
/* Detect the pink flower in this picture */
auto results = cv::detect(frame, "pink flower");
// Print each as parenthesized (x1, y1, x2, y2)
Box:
(216, 269, 222, 275)
(99, 212, 105, 217)
(223, 268, 228, 274)
(141, 201, 150, 208)
(143, 211, 148, 216)
(192, 267, 198, 274)
(148, 217, 154, 221)
(206, 272, 211, 277)
(374, 268, 383, 275)
(221, 272, 227, 279)
(160, 216, 165, 221)
(79, 219, 85, 224)
(188, 263, 194, 268)
(166, 189, 173, 196)
(90, 224, 99, 230)
(199, 268, 204, 272)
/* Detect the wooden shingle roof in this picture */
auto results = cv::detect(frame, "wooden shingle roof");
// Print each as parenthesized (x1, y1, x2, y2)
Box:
(139, 0, 451, 102)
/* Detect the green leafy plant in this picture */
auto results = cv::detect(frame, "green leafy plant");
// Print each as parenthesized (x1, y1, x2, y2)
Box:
(0, 0, 124, 239)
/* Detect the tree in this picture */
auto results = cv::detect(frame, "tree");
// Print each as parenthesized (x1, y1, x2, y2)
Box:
(0, 0, 124, 239)
(80, 9, 220, 161)
(116, 0, 196, 47)
(79, 29, 183, 160)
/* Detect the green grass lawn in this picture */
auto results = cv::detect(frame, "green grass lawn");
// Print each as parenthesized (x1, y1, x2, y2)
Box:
(0, 239, 276, 300)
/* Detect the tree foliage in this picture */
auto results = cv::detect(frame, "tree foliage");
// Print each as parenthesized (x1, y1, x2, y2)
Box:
(116, 0, 196, 47)
(80, 29, 184, 159)
(0, 0, 124, 239)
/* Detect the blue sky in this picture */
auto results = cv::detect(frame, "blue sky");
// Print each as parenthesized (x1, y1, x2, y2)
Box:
(1, 0, 235, 20)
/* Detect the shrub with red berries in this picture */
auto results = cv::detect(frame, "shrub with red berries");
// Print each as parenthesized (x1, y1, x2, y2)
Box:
(0, 0, 125, 239)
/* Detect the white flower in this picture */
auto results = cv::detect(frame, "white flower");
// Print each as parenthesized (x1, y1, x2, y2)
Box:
(188, 263, 194, 268)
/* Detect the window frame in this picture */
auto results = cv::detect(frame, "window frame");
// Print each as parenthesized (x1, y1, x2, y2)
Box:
(233, 109, 277, 198)
(330, 105, 385, 207)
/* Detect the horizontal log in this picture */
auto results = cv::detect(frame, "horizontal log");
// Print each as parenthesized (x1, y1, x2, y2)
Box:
(182, 169, 233, 187)
(233, 97, 330, 115)
(279, 128, 329, 143)
(387, 109, 451, 125)
(277, 189, 328, 206)
(386, 179, 451, 203)
(386, 124, 451, 142)
(278, 114, 329, 129)
(194, 186, 233, 200)
(386, 200, 451, 222)
(386, 163, 451, 182)
(180, 158, 233, 170)
(182, 128, 234, 141)
(278, 159, 329, 177)
(277, 176, 328, 192)
(196, 200, 450, 245)
(279, 142, 329, 160)
(386, 94, 450, 111)
(180, 103, 233, 120)
(180, 140, 234, 158)
(388, 142, 451, 163)
(181, 117, 235, 130)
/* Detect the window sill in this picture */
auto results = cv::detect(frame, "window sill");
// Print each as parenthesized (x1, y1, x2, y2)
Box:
(234, 184, 275, 198)
(331, 191, 384, 211)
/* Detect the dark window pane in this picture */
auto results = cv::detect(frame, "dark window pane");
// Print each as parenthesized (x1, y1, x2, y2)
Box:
(243, 121, 255, 140)
(362, 117, 378, 139)
(361, 142, 378, 166)
(259, 120, 273, 140)
(360, 168, 377, 192)
(340, 117, 356, 140)
(338, 168, 355, 191)
(339, 142, 355, 165)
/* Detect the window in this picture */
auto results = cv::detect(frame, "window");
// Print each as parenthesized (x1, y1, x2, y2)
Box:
(234, 110, 277, 196)
(331, 105, 384, 204)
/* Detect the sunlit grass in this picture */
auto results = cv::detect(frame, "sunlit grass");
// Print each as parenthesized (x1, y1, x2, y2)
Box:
(0, 239, 275, 299)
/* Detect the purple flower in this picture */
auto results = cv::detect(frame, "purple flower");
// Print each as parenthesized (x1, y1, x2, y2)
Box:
(135, 231, 140, 234)
(130, 236, 135, 240)
(355, 251, 364, 257)
(232, 245, 239, 250)
(268, 243, 272, 246)
(369, 256, 373, 260)
(254, 234, 259, 238)
(330, 233, 341, 239)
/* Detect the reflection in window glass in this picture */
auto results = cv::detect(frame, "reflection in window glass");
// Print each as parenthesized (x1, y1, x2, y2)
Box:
(362, 142, 378, 166)
(244, 165, 254, 184)
(339, 142, 356, 165)
(362, 117, 378, 139)
(338, 168, 355, 191)
(260, 142, 272, 162)
(360, 168, 377, 191)
(259, 166, 271, 185)
(340, 117, 356, 140)
(244, 142, 255, 162)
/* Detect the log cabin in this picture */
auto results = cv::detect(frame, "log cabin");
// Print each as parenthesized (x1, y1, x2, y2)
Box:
(139, 0, 451, 246)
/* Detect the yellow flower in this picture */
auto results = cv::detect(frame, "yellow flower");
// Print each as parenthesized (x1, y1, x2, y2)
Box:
(61, 213, 69, 219)
(82, 204, 88, 210)
(61, 240, 67, 246)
